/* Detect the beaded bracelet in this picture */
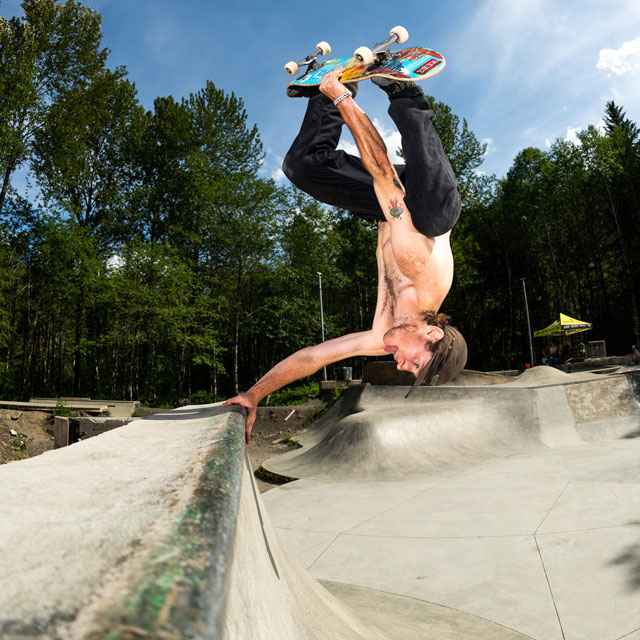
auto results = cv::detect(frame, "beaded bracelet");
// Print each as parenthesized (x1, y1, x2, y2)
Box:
(333, 91, 352, 106)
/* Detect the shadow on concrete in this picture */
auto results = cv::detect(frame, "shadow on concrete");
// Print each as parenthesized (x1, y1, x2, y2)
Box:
(609, 522, 640, 592)
(141, 404, 243, 422)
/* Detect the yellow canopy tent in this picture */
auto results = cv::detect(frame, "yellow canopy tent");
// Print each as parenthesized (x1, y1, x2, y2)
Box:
(533, 313, 592, 338)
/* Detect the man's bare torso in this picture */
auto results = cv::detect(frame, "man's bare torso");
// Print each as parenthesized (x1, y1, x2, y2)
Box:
(377, 220, 453, 324)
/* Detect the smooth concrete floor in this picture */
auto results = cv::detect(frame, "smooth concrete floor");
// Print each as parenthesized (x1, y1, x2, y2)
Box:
(262, 437, 640, 640)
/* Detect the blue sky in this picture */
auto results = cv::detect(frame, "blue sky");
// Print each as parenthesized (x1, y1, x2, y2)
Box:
(3, 0, 640, 185)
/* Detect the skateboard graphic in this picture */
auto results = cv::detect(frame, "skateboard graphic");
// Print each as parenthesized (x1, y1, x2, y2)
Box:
(285, 26, 445, 98)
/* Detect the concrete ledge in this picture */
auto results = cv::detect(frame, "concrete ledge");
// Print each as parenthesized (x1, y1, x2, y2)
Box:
(72, 417, 133, 439)
(30, 398, 138, 418)
(0, 404, 246, 639)
(223, 452, 387, 640)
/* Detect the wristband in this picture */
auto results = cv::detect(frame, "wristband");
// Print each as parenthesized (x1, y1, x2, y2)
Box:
(333, 90, 352, 106)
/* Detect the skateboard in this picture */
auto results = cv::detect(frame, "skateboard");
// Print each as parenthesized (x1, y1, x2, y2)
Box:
(285, 26, 445, 98)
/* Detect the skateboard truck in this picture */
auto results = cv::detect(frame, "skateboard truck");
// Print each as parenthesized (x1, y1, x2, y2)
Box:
(354, 26, 409, 65)
(285, 41, 332, 77)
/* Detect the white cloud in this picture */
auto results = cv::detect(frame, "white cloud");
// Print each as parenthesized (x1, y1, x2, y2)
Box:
(482, 137, 494, 154)
(337, 118, 404, 164)
(565, 125, 582, 145)
(563, 118, 607, 146)
(336, 138, 359, 156)
(260, 147, 287, 182)
(597, 36, 640, 76)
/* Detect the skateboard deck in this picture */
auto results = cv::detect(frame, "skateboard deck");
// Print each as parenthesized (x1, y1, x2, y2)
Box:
(287, 48, 445, 97)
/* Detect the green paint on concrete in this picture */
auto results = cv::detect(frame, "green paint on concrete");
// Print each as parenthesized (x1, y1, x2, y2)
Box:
(89, 409, 246, 639)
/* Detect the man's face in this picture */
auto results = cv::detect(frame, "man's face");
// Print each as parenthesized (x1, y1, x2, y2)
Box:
(383, 324, 434, 377)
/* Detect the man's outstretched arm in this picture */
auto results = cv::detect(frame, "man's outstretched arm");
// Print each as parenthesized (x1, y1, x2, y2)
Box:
(224, 331, 385, 444)
(320, 71, 398, 194)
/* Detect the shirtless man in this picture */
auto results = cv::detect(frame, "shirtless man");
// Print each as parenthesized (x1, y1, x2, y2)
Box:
(225, 70, 467, 443)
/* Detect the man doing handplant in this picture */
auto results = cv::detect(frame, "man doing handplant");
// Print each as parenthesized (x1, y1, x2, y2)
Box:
(226, 70, 467, 442)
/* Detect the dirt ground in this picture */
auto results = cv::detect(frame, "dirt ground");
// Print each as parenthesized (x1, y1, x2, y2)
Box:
(0, 409, 54, 465)
(248, 399, 324, 493)
(0, 401, 324, 493)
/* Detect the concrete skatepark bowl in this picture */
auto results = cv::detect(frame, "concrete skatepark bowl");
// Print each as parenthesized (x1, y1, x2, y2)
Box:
(1, 365, 640, 639)
(260, 366, 640, 640)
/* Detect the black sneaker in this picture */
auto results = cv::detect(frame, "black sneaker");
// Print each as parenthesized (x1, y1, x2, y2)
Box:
(372, 77, 417, 98)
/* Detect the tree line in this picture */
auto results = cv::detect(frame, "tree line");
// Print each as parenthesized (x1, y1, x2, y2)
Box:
(1, 0, 638, 404)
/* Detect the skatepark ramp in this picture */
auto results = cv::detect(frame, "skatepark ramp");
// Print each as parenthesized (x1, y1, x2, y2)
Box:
(2, 366, 640, 639)
(259, 366, 640, 640)
(263, 366, 640, 481)
(0, 405, 386, 639)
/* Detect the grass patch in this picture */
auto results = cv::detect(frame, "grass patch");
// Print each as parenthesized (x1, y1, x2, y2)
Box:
(263, 382, 319, 406)
(52, 401, 73, 418)
(254, 465, 298, 485)
(300, 404, 328, 429)
(280, 432, 302, 448)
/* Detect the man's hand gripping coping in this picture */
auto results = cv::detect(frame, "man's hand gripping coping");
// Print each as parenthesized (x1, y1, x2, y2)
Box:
(223, 392, 257, 445)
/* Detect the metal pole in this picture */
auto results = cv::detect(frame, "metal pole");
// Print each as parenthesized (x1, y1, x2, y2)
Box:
(521, 278, 535, 366)
(318, 272, 327, 380)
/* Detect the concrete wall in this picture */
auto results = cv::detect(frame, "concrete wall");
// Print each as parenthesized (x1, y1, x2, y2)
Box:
(0, 405, 246, 639)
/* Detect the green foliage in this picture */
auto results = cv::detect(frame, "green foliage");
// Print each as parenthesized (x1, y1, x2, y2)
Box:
(265, 382, 319, 407)
(300, 404, 328, 429)
(280, 433, 302, 448)
(9, 433, 27, 452)
(254, 465, 297, 485)
(32, 68, 140, 240)
(332, 383, 347, 401)
(52, 401, 73, 417)
(1, 0, 639, 399)
(190, 390, 213, 405)
(0, 0, 107, 213)
(446, 102, 640, 368)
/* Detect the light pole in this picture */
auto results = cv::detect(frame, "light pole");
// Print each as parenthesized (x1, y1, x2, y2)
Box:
(521, 278, 535, 366)
(317, 272, 327, 380)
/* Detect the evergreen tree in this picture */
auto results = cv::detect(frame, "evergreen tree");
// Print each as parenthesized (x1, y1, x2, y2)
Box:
(0, 0, 107, 213)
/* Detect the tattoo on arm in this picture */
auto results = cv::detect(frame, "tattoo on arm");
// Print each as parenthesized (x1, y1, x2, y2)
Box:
(389, 197, 404, 219)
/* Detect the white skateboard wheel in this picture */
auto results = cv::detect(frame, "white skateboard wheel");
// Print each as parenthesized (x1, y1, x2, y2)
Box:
(354, 46, 374, 65)
(284, 61, 299, 76)
(316, 41, 331, 56)
(390, 25, 409, 43)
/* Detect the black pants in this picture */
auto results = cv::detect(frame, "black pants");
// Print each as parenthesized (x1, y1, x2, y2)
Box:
(282, 86, 461, 237)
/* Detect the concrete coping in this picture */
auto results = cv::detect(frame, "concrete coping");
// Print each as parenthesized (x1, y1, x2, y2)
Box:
(0, 403, 247, 639)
